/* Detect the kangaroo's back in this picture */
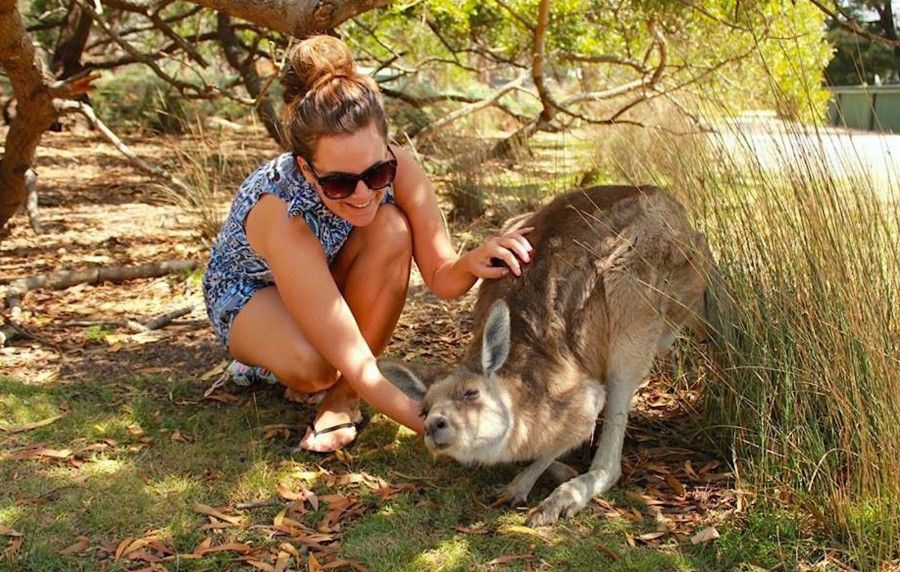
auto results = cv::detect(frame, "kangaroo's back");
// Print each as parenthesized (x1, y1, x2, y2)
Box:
(465, 185, 711, 379)
(382, 185, 714, 525)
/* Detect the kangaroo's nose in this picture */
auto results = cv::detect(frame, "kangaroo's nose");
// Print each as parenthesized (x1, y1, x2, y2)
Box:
(425, 416, 453, 447)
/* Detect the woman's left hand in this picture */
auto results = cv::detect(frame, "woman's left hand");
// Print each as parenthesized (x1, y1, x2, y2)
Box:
(463, 227, 535, 279)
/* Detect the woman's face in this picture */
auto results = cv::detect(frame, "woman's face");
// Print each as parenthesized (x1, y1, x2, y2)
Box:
(297, 122, 393, 227)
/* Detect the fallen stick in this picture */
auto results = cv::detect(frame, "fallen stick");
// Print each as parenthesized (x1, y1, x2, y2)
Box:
(1, 305, 197, 348)
(127, 305, 194, 332)
(57, 100, 192, 195)
(4, 259, 199, 309)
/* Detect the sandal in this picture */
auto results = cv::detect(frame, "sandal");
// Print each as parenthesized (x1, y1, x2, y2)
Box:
(293, 412, 370, 454)
(227, 360, 279, 387)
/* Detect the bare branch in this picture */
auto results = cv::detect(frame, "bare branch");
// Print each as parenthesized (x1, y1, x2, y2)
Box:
(556, 51, 648, 74)
(414, 74, 527, 141)
(531, 0, 555, 125)
(494, 0, 535, 32)
(217, 12, 281, 143)
(149, 11, 209, 67)
(56, 100, 192, 195)
(84, 31, 219, 69)
(806, 0, 900, 47)
(185, 0, 390, 38)
(83, 5, 204, 51)
(74, 0, 210, 96)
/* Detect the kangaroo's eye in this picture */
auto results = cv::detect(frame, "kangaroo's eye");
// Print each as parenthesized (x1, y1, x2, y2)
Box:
(461, 388, 480, 401)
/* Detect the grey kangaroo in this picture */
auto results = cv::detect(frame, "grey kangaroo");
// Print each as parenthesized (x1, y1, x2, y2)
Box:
(383, 185, 713, 526)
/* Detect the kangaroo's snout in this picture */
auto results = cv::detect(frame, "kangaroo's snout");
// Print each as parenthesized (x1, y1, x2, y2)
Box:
(424, 414, 455, 449)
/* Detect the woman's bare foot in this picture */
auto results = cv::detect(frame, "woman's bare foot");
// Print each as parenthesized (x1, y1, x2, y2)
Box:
(283, 387, 327, 405)
(297, 381, 361, 453)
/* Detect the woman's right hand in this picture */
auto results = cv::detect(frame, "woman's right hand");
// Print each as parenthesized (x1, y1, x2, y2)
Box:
(463, 227, 535, 279)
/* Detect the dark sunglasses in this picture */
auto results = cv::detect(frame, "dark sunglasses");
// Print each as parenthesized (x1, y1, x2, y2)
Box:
(302, 147, 398, 200)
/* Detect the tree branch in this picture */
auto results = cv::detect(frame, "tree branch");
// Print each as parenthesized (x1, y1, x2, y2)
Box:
(186, 0, 390, 38)
(56, 100, 192, 195)
(413, 73, 527, 142)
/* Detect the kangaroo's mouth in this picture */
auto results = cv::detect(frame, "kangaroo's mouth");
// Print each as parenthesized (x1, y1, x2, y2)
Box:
(424, 436, 451, 451)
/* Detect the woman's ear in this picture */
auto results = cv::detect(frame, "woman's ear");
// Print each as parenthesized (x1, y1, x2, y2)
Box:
(295, 155, 311, 178)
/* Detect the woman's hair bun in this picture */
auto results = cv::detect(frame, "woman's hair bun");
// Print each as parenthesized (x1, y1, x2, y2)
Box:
(281, 35, 357, 104)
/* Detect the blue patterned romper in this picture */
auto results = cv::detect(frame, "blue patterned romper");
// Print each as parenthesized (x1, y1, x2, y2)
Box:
(202, 152, 394, 347)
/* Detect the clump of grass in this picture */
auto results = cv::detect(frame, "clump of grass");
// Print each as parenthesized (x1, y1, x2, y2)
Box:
(156, 120, 275, 247)
(595, 102, 900, 568)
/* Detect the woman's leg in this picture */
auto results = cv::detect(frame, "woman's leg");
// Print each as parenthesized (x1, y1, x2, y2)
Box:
(228, 204, 412, 450)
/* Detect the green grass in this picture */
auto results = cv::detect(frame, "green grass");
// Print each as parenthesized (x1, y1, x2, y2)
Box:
(0, 373, 804, 571)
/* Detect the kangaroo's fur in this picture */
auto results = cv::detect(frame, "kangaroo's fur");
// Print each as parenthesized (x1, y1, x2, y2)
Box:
(383, 185, 713, 526)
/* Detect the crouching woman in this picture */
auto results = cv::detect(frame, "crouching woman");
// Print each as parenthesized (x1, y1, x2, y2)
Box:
(202, 35, 532, 452)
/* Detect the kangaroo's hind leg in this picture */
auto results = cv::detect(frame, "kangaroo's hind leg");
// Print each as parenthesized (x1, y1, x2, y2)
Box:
(525, 323, 663, 527)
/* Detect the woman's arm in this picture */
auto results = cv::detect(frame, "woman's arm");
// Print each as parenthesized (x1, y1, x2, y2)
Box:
(391, 146, 534, 300)
(247, 194, 424, 434)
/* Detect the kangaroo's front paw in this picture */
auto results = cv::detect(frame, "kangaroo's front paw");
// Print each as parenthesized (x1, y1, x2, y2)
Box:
(525, 482, 589, 527)
(497, 481, 532, 507)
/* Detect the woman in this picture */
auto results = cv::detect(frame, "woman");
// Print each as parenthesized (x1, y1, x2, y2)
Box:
(202, 35, 533, 452)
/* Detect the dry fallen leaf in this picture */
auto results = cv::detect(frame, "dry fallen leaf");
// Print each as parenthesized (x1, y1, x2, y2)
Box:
(637, 531, 666, 542)
(115, 537, 135, 560)
(691, 526, 720, 544)
(5, 536, 23, 560)
(273, 550, 291, 572)
(170, 429, 193, 443)
(200, 360, 229, 381)
(196, 542, 252, 555)
(0, 414, 65, 434)
(486, 554, 533, 566)
(191, 537, 213, 556)
(0, 525, 22, 537)
(59, 536, 90, 555)
(597, 543, 621, 561)
(309, 553, 322, 572)
(665, 474, 686, 497)
(193, 503, 241, 525)
(279, 542, 301, 561)
(455, 523, 489, 535)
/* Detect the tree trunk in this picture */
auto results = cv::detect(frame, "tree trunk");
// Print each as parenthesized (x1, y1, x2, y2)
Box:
(216, 12, 282, 144)
(875, 1, 900, 75)
(0, 1, 59, 229)
(51, 1, 93, 79)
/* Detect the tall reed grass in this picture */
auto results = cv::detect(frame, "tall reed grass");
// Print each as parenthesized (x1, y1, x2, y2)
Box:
(595, 107, 900, 568)
(156, 120, 275, 247)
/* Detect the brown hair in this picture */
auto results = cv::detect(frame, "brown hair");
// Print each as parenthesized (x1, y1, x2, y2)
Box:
(280, 35, 388, 161)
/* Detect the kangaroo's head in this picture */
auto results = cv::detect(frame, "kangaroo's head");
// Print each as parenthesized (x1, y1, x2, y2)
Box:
(382, 300, 515, 464)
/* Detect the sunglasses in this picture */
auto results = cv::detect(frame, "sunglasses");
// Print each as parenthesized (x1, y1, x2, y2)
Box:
(302, 147, 398, 200)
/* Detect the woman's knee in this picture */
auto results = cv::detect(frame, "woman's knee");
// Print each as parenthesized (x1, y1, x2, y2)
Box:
(273, 346, 338, 393)
(368, 204, 412, 261)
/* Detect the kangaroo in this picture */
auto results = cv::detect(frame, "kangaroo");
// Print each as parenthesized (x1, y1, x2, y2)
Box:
(383, 185, 713, 526)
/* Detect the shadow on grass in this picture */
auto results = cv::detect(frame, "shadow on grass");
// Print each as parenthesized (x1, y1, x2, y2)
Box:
(0, 347, 787, 571)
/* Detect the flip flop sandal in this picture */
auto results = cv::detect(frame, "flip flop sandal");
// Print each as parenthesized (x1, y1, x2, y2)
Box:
(292, 412, 370, 454)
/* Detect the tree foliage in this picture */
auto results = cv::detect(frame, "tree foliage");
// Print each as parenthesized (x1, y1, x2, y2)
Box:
(1, 0, 832, 231)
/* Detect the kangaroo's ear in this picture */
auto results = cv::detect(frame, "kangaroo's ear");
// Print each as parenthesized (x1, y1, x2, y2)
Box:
(380, 361, 428, 401)
(482, 300, 511, 376)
